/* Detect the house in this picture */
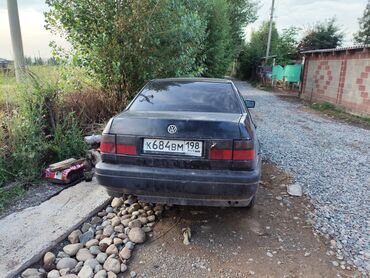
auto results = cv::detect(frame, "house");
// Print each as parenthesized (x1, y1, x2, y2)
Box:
(300, 45, 370, 116)
(0, 58, 13, 73)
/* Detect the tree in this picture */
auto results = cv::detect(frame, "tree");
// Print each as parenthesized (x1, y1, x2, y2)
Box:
(299, 18, 344, 51)
(45, 0, 258, 105)
(45, 0, 207, 105)
(237, 21, 279, 80)
(203, 0, 257, 77)
(354, 0, 370, 44)
(226, 0, 258, 58)
(203, 0, 232, 77)
(276, 27, 300, 65)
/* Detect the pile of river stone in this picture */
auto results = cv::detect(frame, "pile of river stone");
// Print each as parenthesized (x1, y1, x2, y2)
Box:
(21, 196, 167, 278)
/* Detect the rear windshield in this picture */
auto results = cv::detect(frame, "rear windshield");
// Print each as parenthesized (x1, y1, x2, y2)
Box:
(129, 81, 241, 113)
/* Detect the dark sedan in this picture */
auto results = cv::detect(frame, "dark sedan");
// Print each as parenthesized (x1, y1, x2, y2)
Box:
(96, 78, 261, 207)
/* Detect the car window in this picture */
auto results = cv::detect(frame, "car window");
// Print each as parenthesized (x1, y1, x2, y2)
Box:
(129, 81, 241, 113)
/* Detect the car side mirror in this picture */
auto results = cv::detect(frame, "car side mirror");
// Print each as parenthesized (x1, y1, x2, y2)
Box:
(244, 99, 255, 109)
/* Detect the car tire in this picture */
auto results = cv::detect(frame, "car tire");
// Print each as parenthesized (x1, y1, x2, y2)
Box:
(246, 195, 256, 209)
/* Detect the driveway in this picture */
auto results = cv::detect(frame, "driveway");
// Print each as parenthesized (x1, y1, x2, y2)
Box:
(238, 82, 370, 273)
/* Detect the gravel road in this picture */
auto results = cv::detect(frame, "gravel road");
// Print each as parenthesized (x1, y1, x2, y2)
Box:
(237, 82, 370, 273)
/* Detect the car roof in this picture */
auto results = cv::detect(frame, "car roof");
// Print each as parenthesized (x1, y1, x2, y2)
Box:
(150, 77, 233, 84)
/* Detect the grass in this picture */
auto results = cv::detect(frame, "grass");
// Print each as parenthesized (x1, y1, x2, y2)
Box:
(0, 65, 93, 212)
(310, 102, 370, 128)
(0, 184, 26, 212)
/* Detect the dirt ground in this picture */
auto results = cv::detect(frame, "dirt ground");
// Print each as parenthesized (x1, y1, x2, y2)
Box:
(126, 161, 359, 278)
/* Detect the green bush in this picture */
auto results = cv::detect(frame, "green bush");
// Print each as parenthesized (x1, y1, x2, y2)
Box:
(0, 76, 87, 186)
(45, 0, 258, 104)
(51, 113, 87, 162)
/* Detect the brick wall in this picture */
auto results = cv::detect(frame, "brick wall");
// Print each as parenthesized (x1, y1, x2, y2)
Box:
(301, 49, 370, 116)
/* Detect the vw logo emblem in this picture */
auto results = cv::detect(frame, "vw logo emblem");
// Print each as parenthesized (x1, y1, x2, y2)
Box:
(167, 124, 177, 134)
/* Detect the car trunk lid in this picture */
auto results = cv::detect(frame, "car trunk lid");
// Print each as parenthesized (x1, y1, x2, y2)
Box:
(109, 111, 242, 139)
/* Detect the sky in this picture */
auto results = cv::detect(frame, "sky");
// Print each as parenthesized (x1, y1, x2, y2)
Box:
(0, 0, 368, 60)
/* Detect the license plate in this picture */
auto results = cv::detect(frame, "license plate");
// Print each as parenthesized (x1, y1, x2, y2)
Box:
(143, 138, 202, 157)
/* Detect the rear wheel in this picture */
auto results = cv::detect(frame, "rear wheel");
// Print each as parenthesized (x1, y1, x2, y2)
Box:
(246, 195, 256, 209)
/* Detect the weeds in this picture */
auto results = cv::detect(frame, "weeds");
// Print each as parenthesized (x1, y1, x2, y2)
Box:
(0, 73, 87, 187)
(0, 184, 26, 212)
(310, 102, 370, 127)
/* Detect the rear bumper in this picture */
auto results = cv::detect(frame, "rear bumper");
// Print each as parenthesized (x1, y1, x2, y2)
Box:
(95, 160, 261, 207)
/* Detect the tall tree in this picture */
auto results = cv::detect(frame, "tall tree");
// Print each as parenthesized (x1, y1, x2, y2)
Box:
(226, 0, 258, 58)
(237, 21, 279, 80)
(354, 0, 370, 44)
(45, 0, 207, 105)
(276, 27, 300, 65)
(203, 0, 232, 77)
(299, 18, 344, 51)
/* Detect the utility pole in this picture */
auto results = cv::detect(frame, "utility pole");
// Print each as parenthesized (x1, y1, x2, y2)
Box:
(265, 0, 275, 64)
(7, 0, 25, 82)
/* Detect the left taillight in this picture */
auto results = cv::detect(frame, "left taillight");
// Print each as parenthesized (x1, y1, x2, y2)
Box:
(100, 134, 137, 156)
(100, 134, 116, 154)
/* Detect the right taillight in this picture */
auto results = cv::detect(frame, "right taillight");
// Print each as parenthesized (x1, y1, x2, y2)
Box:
(233, 140, 255, 161)
(100, 134, 116, 154)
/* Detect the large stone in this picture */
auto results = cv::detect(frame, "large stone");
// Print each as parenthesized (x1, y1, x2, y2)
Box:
(128, 227, 146, 244)
(85, 239, 99, 248)
(47, 269, 60, 278)
(287, 183, 303, 197)
(85, 258, 100, 269)
(89, 245, 101, 255)
(68, 230, 82, 244)
(111, 217, 121, 227)
(96, 253, 108, 264)
(81, 223, 93, 233)
(21, 268, 43, 278)
(138, 217, 148, 225)
(106, 244, 118, 256)
(63, 243, 83, 256)
(79, 230, 95, 245)
(113, 225, 124, 233)
(119, 246, 131, 260)
(125, 241, 135, 250)
(78, 265, 94, 278)
(95, 264, 103, 273)
(73, 261, 84, 273)
(91, 216, 102, 225)
(121, 219, 130, 227)
(106, 213, 116, 219)
(128, 219, 142, 229)
(76, 248, 94, 261)
(43, 252, 56, 266)
(113, 238, 123, 245)
(103, 258, 121, 274)
(147, 215, 155, 222)
(56, 257, 78, 270)
(57, 251, 69, 258)
(94, 270, 107, 278)
(127, 203, 141, 214)
(107, 272, 117, 278)
(121, 264, 128, 273)
(99, 238, 112, 251)
(111, 198, 123, 208)
(103, 225, 114, 237)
